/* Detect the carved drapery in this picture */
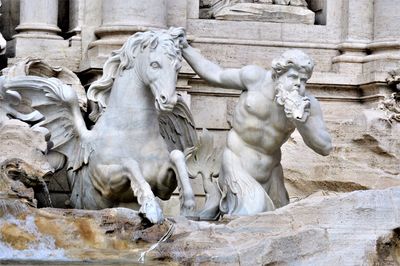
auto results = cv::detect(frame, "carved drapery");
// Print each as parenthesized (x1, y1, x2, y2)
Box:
(200, 0, 312, 23)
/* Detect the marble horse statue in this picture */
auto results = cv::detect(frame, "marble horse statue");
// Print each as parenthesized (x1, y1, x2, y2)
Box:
(4, 27, 198, 224)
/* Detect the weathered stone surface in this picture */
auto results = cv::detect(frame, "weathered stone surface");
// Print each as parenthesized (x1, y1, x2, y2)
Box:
(155, 188, 400, 265)
(282, 108, 400, 201)
(0, 120, 53, 207)
(2, 186, 400, 265)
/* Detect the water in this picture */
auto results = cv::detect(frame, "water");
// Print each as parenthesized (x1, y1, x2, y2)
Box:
(0, 214, 69, 261)
(0, 197, 178, 265)
(0, 210, 177, 265)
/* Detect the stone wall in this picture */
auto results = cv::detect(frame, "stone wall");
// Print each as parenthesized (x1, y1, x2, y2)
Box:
(0, 0, 399, 213)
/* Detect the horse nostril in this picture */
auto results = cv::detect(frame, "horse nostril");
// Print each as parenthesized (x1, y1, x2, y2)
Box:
(160, 94, 168, 103)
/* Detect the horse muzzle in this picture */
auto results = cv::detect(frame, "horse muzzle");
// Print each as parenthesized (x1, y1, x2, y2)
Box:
(155, 98, 175, 112)
(155, 93, 177, 112)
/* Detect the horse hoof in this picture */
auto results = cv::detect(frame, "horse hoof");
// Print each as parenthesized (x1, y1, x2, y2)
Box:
(181, 198, 196, 216)
(139, 199, 164, 224)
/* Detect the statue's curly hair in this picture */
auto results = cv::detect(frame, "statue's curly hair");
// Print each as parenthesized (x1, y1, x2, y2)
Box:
(271, 49, 314, 80)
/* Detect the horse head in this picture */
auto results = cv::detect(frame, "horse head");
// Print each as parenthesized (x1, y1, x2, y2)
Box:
(137, 30, 183, 112)
(87, 27, 185, 120)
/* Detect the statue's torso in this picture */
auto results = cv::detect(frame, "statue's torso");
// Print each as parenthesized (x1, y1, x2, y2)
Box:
(226, 82, 295, 181)
(232, 84, 295, 152)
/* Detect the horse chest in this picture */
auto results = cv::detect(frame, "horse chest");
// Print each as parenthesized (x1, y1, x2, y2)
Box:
(94, 129, 168, 157)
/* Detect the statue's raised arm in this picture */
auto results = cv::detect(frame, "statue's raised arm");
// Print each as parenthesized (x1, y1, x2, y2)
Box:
(182, 37, 267, 91)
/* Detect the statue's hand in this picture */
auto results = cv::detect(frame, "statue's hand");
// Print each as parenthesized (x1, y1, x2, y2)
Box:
(294, 97, 311, 122)
(178, 34, 189, 49)
(296, 100, 311, 122)
(283, 93, 311, 122)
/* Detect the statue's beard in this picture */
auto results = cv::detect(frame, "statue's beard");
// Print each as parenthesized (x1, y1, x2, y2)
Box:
(274, 83, 311, 122)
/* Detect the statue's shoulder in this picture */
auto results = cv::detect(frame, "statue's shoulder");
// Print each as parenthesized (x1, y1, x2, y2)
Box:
(305, 93, 319, 105)
(240, 65, 268, 87)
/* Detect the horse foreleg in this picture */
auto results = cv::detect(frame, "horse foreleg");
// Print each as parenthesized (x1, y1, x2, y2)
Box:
(170, 150, 195, 216)
(94, 161, 163, 224)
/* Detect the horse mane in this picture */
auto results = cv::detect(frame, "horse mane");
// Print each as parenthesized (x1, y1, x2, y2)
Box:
(87, 27, 185, 122)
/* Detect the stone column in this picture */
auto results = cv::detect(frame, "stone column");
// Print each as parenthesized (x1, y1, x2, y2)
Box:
(15, 0, 61, 39)
(88, 0, 167, 69)
(357, 0, 400, 96)
(95, 0, 167, 42)
(367, 0, 400, 64)
(68, 0, 84, 39)
(11, 0, 82, 71)
(332, 0, 373, 74)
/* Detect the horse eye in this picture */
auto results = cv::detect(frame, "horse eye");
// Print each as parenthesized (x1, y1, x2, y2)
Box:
(150, 62, 161, 69)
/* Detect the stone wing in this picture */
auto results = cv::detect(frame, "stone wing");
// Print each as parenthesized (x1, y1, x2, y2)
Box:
(158, 95, 198, 152)
(4, 76, 93, 171)
(0, 76, 44, 124)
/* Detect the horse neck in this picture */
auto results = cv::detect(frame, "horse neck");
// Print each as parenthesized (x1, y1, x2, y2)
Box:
(100, 68, 160, 130)
(107, 68, 154, 111)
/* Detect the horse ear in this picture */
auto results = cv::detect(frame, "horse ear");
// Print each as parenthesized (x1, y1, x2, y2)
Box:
(150, 37, 158, 49)
(169, 27, 185, 39)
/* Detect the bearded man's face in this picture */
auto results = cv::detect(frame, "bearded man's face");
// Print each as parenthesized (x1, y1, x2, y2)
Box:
(274, 68, 311, 122)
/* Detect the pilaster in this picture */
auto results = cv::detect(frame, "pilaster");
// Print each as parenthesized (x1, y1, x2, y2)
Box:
(332, 0, 373, 75)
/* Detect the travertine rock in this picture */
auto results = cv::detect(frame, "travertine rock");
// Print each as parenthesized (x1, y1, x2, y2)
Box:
(283, 108, 400, 201)
(3, 186, 400, 264)
(156, 188, 400, 265)
(0, 120, 53, 207)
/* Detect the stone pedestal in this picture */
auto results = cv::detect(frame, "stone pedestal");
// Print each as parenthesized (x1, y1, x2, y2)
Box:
(87, 0, 168, 69)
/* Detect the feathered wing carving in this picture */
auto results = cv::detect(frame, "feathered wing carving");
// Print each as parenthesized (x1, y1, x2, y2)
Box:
(0, 76, 44, 123)
(4, 76, 92, 171)
(158, 95, 198, 152)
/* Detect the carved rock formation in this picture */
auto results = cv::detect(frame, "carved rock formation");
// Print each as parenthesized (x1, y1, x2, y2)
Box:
(2, 183, 400, 264)
(0, 120, 53, 208)
(156, 188, 400, 265)
(283, 109, 400, 201)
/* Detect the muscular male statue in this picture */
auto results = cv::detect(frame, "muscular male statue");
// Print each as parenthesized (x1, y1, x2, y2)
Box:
(182, 41, 332, 216)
